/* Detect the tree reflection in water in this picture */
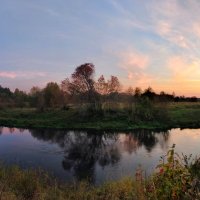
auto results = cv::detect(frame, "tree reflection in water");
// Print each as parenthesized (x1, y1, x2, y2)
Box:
(30, 129, 170, 182)
(121, 130, 170, 154)
(0, 127, 3, 135)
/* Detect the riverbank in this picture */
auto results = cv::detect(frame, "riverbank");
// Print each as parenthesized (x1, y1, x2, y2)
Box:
(0, 102, 200, 130)
(0, 147, 200, 200)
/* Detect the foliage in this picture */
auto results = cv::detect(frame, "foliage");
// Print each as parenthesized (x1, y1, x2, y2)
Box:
(1, 102, 200, 130)
(43, 82, 63, 108)
(14, 89, 28, 108)
(61, 63, 96, 103)
(0, 147, 200, 199)
(95, 75, 121, 95)
(130, 97, 169, 123)
(0, 63, 199, 129)
(0, 63, 198, 110)
(146, 145, 200, 200)
(190, 158, 200, 179)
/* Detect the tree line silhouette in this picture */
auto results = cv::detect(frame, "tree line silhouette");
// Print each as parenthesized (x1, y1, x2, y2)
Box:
(0, 63, 198, 111)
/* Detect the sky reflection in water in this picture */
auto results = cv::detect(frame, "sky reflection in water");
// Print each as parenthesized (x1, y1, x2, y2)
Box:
(0, 127, 200, 185)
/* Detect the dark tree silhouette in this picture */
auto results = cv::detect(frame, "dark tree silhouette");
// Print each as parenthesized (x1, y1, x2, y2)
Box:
(107, 76, 121, 94)
(61, 63, 96, 103)
(95, 75, 107, 95)
(43, 82, 63, 108)
(142, 87, 156, 100)
(134, 87, 142, 98)
(0, 127, 3, 135)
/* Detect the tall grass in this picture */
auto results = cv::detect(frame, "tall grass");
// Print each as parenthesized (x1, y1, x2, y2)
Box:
(0, 147, 200, 200)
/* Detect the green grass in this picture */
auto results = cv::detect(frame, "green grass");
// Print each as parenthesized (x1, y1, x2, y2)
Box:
(1, 102, 200, 130)
(168, 102, 200, 128)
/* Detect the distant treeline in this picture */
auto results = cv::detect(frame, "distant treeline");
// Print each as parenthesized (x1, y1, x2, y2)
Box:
(0, 63, 198, 109)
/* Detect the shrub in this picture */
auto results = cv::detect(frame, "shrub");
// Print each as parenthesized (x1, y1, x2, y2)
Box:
(146, 145, 200, 200)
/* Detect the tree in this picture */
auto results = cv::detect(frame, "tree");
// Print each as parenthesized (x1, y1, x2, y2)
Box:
(30, 86, 41, 96)
(61, 63, 96, 103)
(0, 85, 12, 97)
(107, 76, 121, 94)
(0, 85, 14, 107)
(43, 82, 62, 108)
(134, 87, 142, 98)
(29, 86, 42, 107)
(95, 75, 108, 95)
(14, 88, 28, 107)
(125, 87, 134, 108)
(95, 75, 121, 95)
(142, 87, 156, 100)
(126, 87, 134, 96)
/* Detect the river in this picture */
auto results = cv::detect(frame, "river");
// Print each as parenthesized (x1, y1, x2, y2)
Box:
(0, 127, 200, 185)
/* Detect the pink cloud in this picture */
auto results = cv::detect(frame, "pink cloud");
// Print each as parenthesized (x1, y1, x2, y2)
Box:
(155, 20, 189, 49)
(127, 72, 155, 85)
(157, 56, 200, 96)
(0, 71, 46, 79)
(120, 51, 149, 70)
(117, 50, 156, 88)
(0, 72, 17, 79)
(168, 56, 200, 79)
(193, 23, 200, 38)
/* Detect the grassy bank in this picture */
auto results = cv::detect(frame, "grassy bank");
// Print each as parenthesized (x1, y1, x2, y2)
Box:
(0, 147, 200, 200)
(1, 102, 200, 130)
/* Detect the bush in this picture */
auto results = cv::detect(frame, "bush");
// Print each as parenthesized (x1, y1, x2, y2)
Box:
(146, 145, 200, 200)
(78, 103, 104, 118)
(62, 105, 70, 111)
(131, 97, 169, 123)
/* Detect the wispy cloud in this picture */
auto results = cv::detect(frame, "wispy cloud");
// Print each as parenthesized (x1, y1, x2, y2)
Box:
(0, 72, 17, 79)
(149, 0, 200, 52)
(148, 55, 200, 95)
(117, 50, 155, 87)
(1, 0, 200, 95)
(107, 0, 147, 30)
(0, 71, 46, 79)
(110, 0, 200, 53)
(167, 56, 200, 81)
(120, 50, 150, 70)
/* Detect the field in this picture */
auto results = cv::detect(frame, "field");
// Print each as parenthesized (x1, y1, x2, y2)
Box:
(0, 102, 200, 130)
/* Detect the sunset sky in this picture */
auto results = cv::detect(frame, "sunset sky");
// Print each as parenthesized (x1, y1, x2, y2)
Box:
(1, 0, 200, 96)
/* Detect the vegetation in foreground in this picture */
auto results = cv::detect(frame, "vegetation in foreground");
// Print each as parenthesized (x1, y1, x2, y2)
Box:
(1, 102, 200, 130)
(0, 146, 200, 200)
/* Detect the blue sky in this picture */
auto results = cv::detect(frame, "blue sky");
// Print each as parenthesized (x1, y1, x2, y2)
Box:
(1, 0, 200, 96)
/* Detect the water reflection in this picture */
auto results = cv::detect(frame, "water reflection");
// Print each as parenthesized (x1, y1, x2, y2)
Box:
(0, 127, 3, 134)
(1, 128, 200, 184)
(120, 131, 168, 154)
(30, 129, 169, 182)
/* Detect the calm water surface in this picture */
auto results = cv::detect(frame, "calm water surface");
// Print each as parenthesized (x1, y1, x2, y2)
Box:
(0, 127, 200, 185)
